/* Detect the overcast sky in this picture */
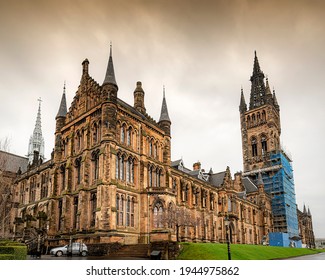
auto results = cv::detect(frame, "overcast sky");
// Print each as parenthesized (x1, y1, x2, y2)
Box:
(0, 0, 324, 238)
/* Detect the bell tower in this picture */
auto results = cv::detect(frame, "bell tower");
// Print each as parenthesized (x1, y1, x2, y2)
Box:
(239, 51, 301, 247)
(240, 51, 281, 173)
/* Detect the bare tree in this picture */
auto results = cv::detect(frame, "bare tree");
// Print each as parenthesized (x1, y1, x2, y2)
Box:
(0, 137, 13, 238)
(163, 205, 198, 242)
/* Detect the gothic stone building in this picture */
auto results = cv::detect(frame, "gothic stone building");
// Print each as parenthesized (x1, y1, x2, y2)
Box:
(10, 48, 276, 249)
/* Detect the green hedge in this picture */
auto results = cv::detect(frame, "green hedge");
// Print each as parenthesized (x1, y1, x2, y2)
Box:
(0, 241, 27, 260)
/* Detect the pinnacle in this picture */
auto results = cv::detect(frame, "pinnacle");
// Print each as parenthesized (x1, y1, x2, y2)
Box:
(102, 44, 118, 88)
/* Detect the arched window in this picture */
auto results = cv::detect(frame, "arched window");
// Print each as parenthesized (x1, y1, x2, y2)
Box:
(172, 178, 177, 191)
(131, 197, 135, 227)
(60, 165, 65, 191)
(261, 136, 267, 155)
(247, 115, 251, 127)
(251, 137, 258, 157)
(153, 202, 164, 228)
(116, 153, 125, 181)
(156, 168, 161, 187)
(257, 112, 261, 122)
(73, 196, 78, 229)
(116, 194, 120, 225)
(148, 165, 153, 187)
(228, 197, 232, 212)
(252, 114, 256, 124)
(120, 124, 126, 144)
(154, 142, 158, 159)
(90, 192, 97, 227)
(126, 157, 134, 183)
(75, 157, 82, 185)
(202, 190, 207, 208)
(93, 123, 98, 145)
(118, 195, 124, 226)
(127, 127, 132, 146)
(120, 155, 125, 180)
(126, 196, 131, 226)
(149, 140, 153, 157)
(262, 110, 266, 122)
(92, 150, 100, 181)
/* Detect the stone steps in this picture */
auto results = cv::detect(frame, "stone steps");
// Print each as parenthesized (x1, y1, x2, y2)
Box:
(108, 244, 150, 259)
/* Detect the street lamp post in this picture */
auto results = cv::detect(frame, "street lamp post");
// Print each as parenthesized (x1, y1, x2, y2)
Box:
(224, 216, 232, 260)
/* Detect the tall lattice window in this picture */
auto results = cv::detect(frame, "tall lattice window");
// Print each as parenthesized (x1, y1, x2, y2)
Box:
(261, 136, 267, 155)
(251, 137, 258, 157)
(153, 202, 164, 228)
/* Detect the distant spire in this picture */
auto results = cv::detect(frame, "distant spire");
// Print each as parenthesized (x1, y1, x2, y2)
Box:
(303, 204, 307, 213)
(159, 86, 171, 123)
(27, 98, 45, 163)
(56, 82, 67, 118)
(239, 87, 247, 113)
(102, 43, 118, 88)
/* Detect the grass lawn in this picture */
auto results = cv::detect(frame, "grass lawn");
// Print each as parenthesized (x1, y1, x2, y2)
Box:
(177, 243, 325, 260)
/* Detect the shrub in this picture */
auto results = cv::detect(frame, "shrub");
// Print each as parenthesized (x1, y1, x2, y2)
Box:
(0, 240, 27, 260)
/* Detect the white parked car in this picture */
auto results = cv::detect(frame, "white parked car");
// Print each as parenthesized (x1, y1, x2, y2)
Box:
(50, 242, 88, 257)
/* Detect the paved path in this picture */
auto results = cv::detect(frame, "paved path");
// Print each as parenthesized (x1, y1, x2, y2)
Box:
(286, 252, 325, 260)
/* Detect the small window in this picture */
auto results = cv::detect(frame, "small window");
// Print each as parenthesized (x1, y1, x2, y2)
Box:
(251, 138, 258, 157)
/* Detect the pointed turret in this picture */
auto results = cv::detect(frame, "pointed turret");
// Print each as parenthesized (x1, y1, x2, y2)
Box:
(265, 77, 274, 105)
(27, 98, 45, 163)
(257, 172, 264, 186)
(239, 87, 247, 113)
(101, 44, 118, 139)
(159, 86, 172, 165)
(159, 87, 171, 123)
(55, 84, 67, 159)
(303, 204, 307, 213)
(133, 81, 146, 114)
(56, 83, 67, 118)
(102, 43, 118, 89)
(249, 51, 266, 110)
(273, 88, 280, 111)
(307, 207, 311, 216)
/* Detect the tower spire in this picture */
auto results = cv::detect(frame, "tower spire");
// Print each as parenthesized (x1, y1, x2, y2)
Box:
(56, 82, 67, 118)
(249, 51, 266, 109)
(239, 87, 247, 113)
(102, 43, 118, 88)
(27, 98, 45, 163)
(159, 86, 171, 123)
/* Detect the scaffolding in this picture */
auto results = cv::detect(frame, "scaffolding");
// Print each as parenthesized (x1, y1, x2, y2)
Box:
(258, 151, 301, 247)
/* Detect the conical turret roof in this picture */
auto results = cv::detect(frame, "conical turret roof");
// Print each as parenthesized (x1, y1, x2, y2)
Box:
(159, 87, 171, 123)
(56, 83, 67, 118)
(103, 44, 117, 88)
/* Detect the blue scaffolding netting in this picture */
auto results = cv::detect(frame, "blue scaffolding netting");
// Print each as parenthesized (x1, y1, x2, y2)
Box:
(257, 151, 301, 247)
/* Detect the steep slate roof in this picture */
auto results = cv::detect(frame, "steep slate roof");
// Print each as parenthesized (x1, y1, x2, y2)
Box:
(208, 171, 226, 187)
(0, 150, 29, 173)
(171, 159, 227, 185)
(242, 177, 258, 193)
(117, 98, 158, 126)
